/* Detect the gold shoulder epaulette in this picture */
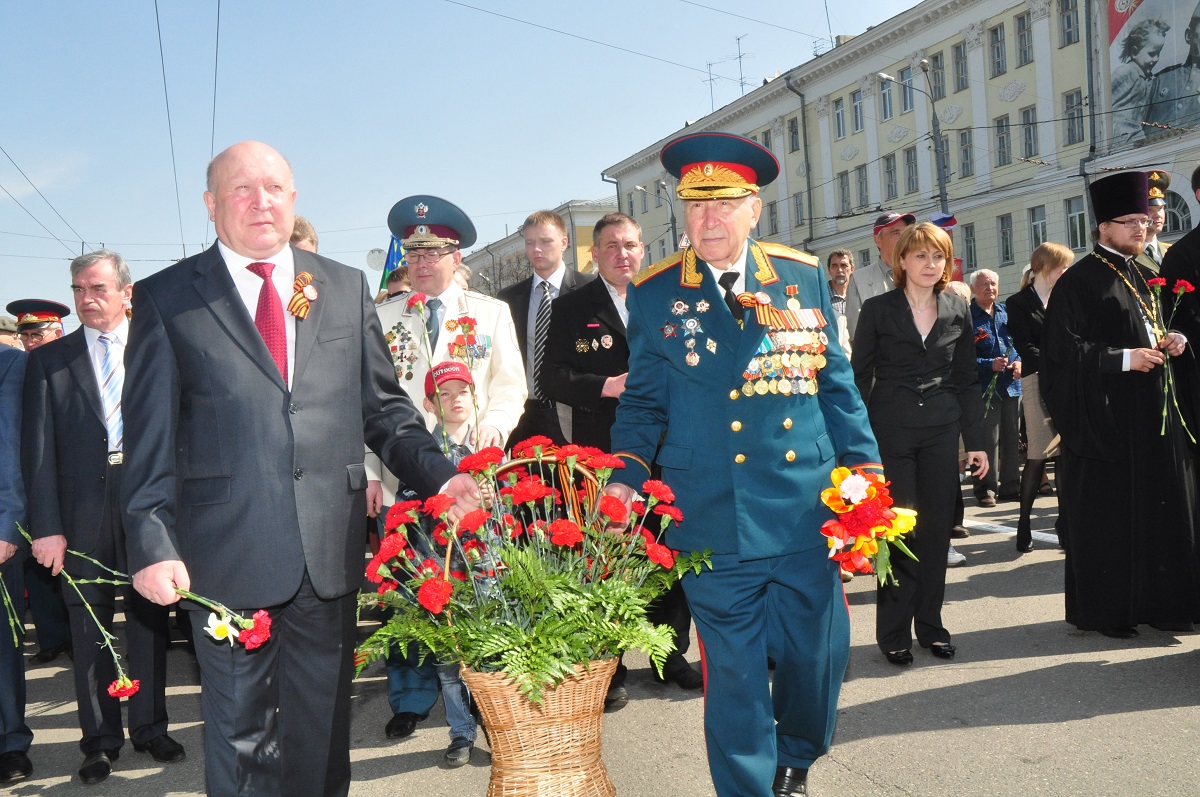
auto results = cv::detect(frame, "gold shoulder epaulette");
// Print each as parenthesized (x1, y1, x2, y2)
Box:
(633, 251, 684, 286)
(759, 241, 820, 268)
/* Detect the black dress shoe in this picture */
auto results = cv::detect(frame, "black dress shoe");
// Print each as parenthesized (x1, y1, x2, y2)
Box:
(79, 750, 118, 785)
(1097, 626, 1139, 639)
(384, 711, 426, 739)
(656, 662, 705, 691)
(31, 641, 72, 664)
(444, 736, 473, 767)
(1016, 539, 1034, 553)
(603, 683, 628, 712)
(133, 733, 186, 763)
(883, 649, 913, 666)
(929, 642, 956, 660)
(772, 765, 808, 796)
(0, 750, 32, 784)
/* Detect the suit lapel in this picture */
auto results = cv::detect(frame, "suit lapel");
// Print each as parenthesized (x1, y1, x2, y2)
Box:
(591, 280, 626, 338)
(192, 244, 288, 392)
(291, 248, 325, 386)
(63, 330, 104, 426)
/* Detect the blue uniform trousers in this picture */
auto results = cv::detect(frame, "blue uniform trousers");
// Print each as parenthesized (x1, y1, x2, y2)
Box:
(0, 552, 32, 755)
(682, 546, 850, 797)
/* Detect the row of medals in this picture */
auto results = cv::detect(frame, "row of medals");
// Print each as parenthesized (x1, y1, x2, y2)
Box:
(742, 328, 829, 396)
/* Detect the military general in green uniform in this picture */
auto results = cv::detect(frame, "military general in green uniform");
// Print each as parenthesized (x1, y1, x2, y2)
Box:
(605, 132, 882, 797)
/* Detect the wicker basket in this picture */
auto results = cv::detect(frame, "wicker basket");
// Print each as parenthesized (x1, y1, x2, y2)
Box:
(460, 657, 618, 797)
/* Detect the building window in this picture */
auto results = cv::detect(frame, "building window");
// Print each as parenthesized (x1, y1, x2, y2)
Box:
(1060, 0, 1079, 47)
(959, 129, 974, 177)
(654, 183, 662, 207)
(834, 98, 846, 139)
(1029, 205, 1047, 249)
(929, 52, 946, 100)
(855, 165, 869, 208)
(1166, 192, 1192, 235)
(1064, 89, 1085, 145)
(1016, 12, 1033, 66)
(1066, 196, 1086, 250)
(627, 192, 635, 215)
(792, 192, 805, 226)
(998, 214, 1014, 265)
(900, 66, 915, 113)
(904, 146, 919, 194)
(990, 24, 1007, 78)
(963, 223, 977, 270)
(767, 201, 779, 235)
(883, 154, 898, 200)
(641, 190, 648, 213)
(762, 128, 772, 151)
(879, 79, 893, 120)
(1020, 106, 1038, 158)
(788, 117, 800, 152)
(859, 249, 872, 268)
(851, 90, 864, 132)
(837, 171, 851, 213)
(659, 239, 667, 260)
(995, 115, 1012, 166)
(953, 42, 969, 92)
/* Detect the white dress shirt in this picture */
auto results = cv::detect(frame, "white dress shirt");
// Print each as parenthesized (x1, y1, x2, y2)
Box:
(220, 241, 297, 384)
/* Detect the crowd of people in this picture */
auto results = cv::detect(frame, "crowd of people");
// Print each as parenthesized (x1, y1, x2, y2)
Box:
(2, 133, 1200, 797)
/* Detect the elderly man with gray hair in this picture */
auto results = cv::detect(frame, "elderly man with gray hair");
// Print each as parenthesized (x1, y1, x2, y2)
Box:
(969, 268, 1022, 507)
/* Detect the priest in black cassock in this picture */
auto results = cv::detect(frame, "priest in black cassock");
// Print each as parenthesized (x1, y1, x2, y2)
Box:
(1042, 170, 1200, 639)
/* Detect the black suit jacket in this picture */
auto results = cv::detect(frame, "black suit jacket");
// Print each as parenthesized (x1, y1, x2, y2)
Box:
(23, 329, 118, 554)
(539, 277, 629, 450)
(852, 288, 986, 450)
(121, 244, 458, 607)
(497, 268, 594, 372)
(1005, 284, 1045, 376)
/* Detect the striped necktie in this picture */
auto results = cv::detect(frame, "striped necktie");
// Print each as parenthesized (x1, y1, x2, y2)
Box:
(532, 281, 552, 399)
(97, 333, 124, 451)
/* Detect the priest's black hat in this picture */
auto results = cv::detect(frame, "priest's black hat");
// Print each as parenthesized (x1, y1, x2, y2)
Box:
(1088, 171, 1149, 223)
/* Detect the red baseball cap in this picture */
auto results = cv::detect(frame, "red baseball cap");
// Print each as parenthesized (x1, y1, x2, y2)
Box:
(424, 361, 474, 396)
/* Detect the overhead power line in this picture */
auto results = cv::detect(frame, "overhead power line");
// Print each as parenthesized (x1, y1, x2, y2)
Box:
(0, 179, 78, 255)
(153, 0, 188, 259)
(0, 143, 90, 247)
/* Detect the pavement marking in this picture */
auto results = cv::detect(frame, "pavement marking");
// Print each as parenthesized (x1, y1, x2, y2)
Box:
(964, 519, 1059, 545)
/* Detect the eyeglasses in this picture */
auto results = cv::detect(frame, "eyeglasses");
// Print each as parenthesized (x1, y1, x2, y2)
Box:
(1108, 218, 1151, 230)
(19, 330, 50, 342)
(405, 249, 455, 264)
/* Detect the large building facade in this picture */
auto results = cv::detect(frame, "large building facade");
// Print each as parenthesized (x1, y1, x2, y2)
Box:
(604, 0, 1199, 294)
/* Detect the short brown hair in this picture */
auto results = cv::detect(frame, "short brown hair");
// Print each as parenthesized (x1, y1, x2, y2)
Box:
(522, 210, 568, 236)
(291, 215, 318, 249)
(891, 222, 954, 292)
(828, 249, 854, 267)
(592, 212, 641, 245)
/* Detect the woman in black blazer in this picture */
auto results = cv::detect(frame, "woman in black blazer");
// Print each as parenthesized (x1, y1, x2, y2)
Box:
(1005, 242, 1074, 552)
(853, 222, 989, 666)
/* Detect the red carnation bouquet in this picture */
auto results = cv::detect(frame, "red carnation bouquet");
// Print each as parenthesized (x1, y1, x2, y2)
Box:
(819, 467, 917, 586)
(355, 438, 709, 701)
(1147, 277, 1196, 443)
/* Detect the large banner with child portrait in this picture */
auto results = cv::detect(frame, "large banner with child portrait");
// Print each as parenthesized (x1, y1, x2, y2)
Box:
(1110, 0, 1199, 146)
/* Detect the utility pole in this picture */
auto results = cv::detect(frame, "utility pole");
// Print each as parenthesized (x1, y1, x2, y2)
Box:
(705, 62, 722, 112)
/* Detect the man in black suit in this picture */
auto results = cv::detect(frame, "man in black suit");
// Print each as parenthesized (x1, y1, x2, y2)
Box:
(0, 344, 33, 785)
(120, 140, 481, 797)
(541, 213, 703, 706)
(498, 209, 592, 446)
(22, 252, 183, 784)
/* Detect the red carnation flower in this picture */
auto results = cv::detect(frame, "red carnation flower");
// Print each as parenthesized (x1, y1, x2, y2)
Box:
(433, 523, 450, 547)
(107, 678, 140, 698)
(587, 453, 625, 471)
(631, 500, 646, 516)
(423, 493, 456, 518)
(378, 532, 406, 561)
(512, 436, 555, 458)
(548, 518, 584, 547)
(457, 508, 491, 534)
(457, 447, 505, 475)
(385, 500, 423, 532)
(642, 479, 675, 504)
(512, 476, 554, 505)
(654, 503, 684, 523)
(598, 494, 629, 524)
(1175, 279, 1195, 295)
(417, 579, 454, 614)
(1147, 277, 1168, 288)
(556, 444, 587, 463)
(646, 543, 676, 569)
(406, 291, 428, 309)
(377, 579, 399, 595)
(238, 610, 273, 650)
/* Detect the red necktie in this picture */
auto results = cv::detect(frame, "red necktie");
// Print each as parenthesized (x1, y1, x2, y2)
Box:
(247, 262, 288, 385)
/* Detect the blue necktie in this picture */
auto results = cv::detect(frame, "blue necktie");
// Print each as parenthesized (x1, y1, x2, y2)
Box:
(97, 333, 124, 451)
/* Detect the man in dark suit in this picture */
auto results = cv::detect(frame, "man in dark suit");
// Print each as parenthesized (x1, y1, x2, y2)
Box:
(0, 344, 33, 785)
(605, 133, 881, 797)
(22, 253, 183, 784)
(498, 209, 592, 446)
(120, 140, 481, 797)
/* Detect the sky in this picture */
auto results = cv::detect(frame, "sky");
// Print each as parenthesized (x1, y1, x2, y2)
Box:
(2, 0, 904, 329)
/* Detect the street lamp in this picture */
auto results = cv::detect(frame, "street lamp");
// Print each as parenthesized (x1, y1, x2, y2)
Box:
(878, 59, 950, 216)
(635, 182, 680, 252)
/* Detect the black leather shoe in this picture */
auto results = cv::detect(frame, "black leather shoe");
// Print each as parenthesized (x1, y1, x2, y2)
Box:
(772, 765, 808, 796)
(133, 733, 185, 763)
(1098, 626, 1139, 639)
(0, 750, 32, 784)
(656, 661, 705, 691)
(384, 711, 426, 739)
(884, 649, 913, 666)
(603, 684, 628, 712)
(79, 750, 118, 785)
(929, 642, 956, 660)
(1016, 539, 1034, 553)
(31, 641, 72, 664)
(444, 736, 473, 767)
